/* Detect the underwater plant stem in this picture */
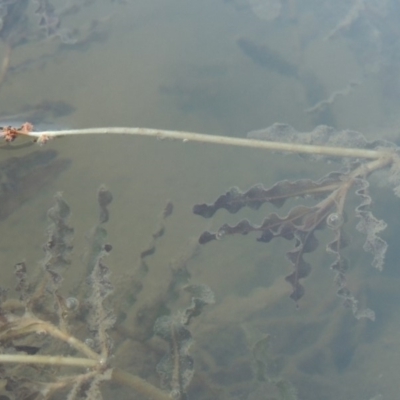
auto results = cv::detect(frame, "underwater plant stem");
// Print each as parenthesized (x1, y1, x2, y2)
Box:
(349, 152, 396, 178)
(111, 368, 172, 400)
(332, 155, 395, 214)
(0, 354, 97, 368)
(37, 319, 102, 361)
(0, 356, 172, 399)
(29, 127, 389, 160)
(0, 317, 101, 361)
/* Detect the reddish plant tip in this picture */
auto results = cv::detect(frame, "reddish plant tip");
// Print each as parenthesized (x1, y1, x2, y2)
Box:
(1, 122, 34, 142)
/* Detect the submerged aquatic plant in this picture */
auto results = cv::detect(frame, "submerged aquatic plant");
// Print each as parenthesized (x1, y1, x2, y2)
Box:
(4, 123, 400, 318)
(193, 123, 400, 319)
(0, 121, 399, 399)
(0, 186, 213, 400)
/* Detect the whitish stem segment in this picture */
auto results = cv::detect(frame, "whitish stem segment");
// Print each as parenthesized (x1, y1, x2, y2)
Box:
(26, 127, 389, 160)
(0, 354, 97, 368)
(0, 354, 172, 400)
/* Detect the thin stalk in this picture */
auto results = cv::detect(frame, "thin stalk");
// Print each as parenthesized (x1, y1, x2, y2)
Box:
(0, 354, 97, 368)
(112, 368, 172, 400)
(0, 354, 172, 400)
(0, 317, 101, 361)
(25, 127, 390, 160)
(36, 319, 102, 361)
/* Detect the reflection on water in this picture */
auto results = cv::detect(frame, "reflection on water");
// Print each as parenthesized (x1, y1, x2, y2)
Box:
(0, 1, 400, 399)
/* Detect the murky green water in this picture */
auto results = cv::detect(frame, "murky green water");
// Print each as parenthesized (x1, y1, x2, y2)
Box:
(0, 1, 399, 399)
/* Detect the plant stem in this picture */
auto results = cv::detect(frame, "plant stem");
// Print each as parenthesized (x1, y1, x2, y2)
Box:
(37, 319, 102, 361)
(0, 355, 172, 399)
(0, 317, 101, 361)
(27, 127, 390, 160)
(0, 354, 97, 368)
(112, 368, 172, 400)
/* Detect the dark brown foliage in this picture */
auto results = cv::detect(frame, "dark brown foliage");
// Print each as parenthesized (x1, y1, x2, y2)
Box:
(194, 126, 399, 320)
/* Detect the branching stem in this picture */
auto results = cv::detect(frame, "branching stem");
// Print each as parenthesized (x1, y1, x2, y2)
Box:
(0, 354, 172, 400)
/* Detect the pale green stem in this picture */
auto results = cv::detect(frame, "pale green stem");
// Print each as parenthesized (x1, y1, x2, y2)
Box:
(0, 354, 97, 368)
(27, 127, 389, 160)
(29, 318, 102, 361)
(0, 354, 172, 400)
(112, 368, 172, 400)
(0, 317, 101, 362)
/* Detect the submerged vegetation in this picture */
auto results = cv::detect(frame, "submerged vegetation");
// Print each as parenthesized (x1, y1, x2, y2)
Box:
(194, 124, 398, 320)
(0, 186, 214, 400)
(2, 1, 400, 399)
(0, 120, 398, 399)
